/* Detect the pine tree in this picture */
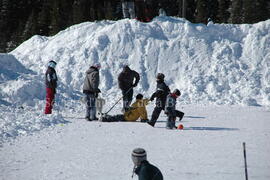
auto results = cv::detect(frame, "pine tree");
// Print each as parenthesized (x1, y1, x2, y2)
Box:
(186, 0, 196, 23)
(0, 0, 10, 52)
(37, 0, 52, 35)
(229, 0, 243, 24)
(50, 0, 61, 35)
(22, 10, 37, 39)
(59, 0, 73, 28)
(243, 0, 269, 23)
(104, 1, 114, 20)
(216, 0, 230, 23)
(72, 0, 84, 24)
(260, 0, 270, 21)
(242, 0, 254, 23)
(207, 0, 219, 23)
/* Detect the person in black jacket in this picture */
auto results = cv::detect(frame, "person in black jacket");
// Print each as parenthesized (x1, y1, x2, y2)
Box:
(147, 73, 170, 127)
(118, 65, 140, 112)
(44, 60, 58, 114)
(131, 148, 163, 180)
(83, 63, 101, 121)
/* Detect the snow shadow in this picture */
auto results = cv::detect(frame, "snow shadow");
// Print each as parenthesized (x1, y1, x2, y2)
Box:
(184, 126, 239, 131)
(184, 116, 206, 119)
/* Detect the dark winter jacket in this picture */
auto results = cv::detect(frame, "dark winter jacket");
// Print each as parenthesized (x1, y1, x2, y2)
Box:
(45, 67, 58, 89)
(135, 160, 163, 180)
(165, 93, 177, 117)
(83, 66, 100, 94)
(150, 80, 170, 109)
(118, 67, 140, 91)
(121, 0, 134, 2)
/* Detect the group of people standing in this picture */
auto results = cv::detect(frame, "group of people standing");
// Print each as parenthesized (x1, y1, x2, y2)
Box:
(44, 61, 168, 179)
(44, 61, 184, 129)
(121, 0, 167, 22)
(82, 63, 184, 129)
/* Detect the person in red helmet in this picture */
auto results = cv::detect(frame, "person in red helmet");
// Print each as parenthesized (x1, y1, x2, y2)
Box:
(44, 60, 58, 114)
(165, 89, 184, 129)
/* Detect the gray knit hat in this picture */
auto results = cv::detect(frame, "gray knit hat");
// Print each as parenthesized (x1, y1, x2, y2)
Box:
(131, 148, 147, 166)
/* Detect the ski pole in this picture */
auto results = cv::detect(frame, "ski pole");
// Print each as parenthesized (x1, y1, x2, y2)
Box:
(243, 142, 248, 180)
(105, 87, 132, 114)
(131, 165, 136, 178)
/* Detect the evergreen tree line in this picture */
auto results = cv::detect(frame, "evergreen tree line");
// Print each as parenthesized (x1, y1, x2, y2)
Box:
(0, 0, 269, 53)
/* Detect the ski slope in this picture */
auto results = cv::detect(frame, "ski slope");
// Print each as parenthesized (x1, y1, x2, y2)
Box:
(0, 17, 270, 179)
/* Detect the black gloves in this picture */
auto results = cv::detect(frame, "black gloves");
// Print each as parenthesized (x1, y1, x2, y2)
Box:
(95, 89, 101, 98)
(133, 83, 138, 87)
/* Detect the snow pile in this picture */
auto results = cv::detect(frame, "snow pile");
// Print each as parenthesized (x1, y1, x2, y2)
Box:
(1, 17, 270, 106)
(0, 54, 33, 83)
(0, 106, 69, 145)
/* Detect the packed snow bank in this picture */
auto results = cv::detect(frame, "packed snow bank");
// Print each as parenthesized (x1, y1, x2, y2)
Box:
(4, 17, 270, 106)
(0, 54, 43, 106)
(0, 105, 69, 145)
(0, 54, 33, 83)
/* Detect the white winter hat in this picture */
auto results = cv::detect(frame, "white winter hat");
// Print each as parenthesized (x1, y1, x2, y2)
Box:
(48, 60, 57, 68)
(93, 63, 101, 69)
(131, 148, 147, 166)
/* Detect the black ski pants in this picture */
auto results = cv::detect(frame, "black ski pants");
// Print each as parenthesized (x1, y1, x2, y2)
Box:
(175, 110, 184, 121)
(102, 114, 125, 122)
(150, 108, 184, 127)
(149, 106, 163, 126)
(122, 88, 133, 110)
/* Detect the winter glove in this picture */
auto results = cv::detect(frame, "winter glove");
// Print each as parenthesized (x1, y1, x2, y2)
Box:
(95, 93, 99, 98)
(150, 96, 154, 101)
(53, 88, 56, 94)
(132, 83, 138, 87)
(96, 89, 101, 93)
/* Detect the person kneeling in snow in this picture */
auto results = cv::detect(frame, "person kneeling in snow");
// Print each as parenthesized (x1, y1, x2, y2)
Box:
(44, 60, 58, 114)
(165, 89, 184, 129)
(101, 94, 150, 122)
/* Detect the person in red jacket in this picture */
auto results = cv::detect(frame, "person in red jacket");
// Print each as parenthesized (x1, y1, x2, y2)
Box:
(44, 60, 58, 114)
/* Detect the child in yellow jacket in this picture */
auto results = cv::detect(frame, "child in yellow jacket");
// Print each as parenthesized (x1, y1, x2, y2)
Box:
(124, 94, 150, 122)
(100, 94, 150, 122)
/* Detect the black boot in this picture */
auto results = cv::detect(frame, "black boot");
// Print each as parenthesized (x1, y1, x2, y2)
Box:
(141, 119, 148, 123)
(147, 120, 155, 127)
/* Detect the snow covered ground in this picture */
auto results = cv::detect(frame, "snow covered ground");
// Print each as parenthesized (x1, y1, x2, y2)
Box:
(0, 17, 270, 179)
(1, 105, 270, 180)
